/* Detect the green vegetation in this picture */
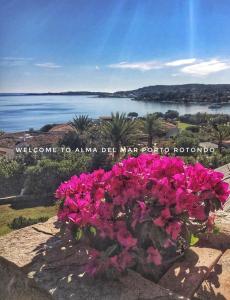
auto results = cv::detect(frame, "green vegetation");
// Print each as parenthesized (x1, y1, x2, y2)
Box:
(210, 123, 230, 153)
(183, 151, 230, 169)
(177, 121, 194, 130)
(58, 131, 85, 150)
(175, 131, 200, 156)
(164, 110, 179, 119)
(40, 123, 57, 132)
(0, 111, 229, 237)
(102, 112, 137, 158)
(127, 112, 138, 118)
(24, 154, 90, 198)
(127, 84, 230, 103)
(8, 216, 49, 230)
(179, 112, 230, 125)
(71, 115, 92, 134)
(0, 204, 57, 236)
(0, 159, 25, 197)
(142, 114, 162, 147)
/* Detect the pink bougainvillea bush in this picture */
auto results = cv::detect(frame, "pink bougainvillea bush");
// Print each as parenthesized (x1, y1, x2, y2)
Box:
(56, 154, 229, 279)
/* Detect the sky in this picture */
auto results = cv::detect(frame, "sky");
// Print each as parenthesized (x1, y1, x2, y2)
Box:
(1, 0, 230, 92)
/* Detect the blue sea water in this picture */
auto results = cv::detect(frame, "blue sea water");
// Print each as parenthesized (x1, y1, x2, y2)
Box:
(0, 95, 230, 132)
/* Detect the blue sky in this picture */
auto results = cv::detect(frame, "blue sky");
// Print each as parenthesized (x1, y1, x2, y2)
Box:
(1, 0, 230, 92)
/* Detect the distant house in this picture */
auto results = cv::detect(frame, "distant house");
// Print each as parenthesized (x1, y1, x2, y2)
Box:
(0, 147, 15, 160)
(165, 127, 179, 138)
(199, 142, 219, 149)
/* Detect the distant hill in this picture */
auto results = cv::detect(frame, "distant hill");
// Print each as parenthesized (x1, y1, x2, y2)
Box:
(112, 84, 230, 103)
(1, 84, 230, 103)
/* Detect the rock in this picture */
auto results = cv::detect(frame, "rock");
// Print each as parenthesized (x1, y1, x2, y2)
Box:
(158, 247, 222, 299)
(194, 249, 230, 300)
(32, 216, 59, 236)
(0, 218, 184, 300)
(0, 225, 53, 267)
(199, 211, 230, 250)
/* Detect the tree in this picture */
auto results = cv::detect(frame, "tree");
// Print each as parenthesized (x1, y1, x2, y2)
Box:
(102, 112, 137, 159)
(211, 114, 230, 125)
(175, 130, 199, 156)
(71, 115, 92, 134)
(142, 114, 162, 147)
(164, 110, 179, 120)
(128, 112, 138, 118)
(210, 123, 230, 153)
(58, 131, 85, 150)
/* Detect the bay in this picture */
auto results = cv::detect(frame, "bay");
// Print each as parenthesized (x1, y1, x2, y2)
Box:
(0, 95, 230, 132)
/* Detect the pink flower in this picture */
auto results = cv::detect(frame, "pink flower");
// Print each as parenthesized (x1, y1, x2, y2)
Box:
(110, 251, 133, 271)
(166, 221, 181, 240)
(116, 228, 137, 249)
(147, 246, 162, 265)
(154, 216, 165, 227)
(161, 207, 171, 219)
(56, 153, 229, 276)
(154, 207, 171, 227)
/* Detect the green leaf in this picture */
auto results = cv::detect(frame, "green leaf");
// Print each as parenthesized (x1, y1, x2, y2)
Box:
(104, 244, 118, 257)
(74, 228, 83, 241)
(189, 234, 199, 246)
(213, 226, 220, 235)
(89, 226, 97, 236)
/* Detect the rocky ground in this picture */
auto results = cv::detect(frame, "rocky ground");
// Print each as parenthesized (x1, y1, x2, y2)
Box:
(0, 213, 229, 300)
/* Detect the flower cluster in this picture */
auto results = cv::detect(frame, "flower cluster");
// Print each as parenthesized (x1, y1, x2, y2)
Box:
(56, 154, 229, 276)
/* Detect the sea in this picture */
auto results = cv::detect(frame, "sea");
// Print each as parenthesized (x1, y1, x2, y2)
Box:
(0, 95, 230, 132)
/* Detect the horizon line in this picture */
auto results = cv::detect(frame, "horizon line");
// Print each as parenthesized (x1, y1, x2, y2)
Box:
(2, 82, 230, 95)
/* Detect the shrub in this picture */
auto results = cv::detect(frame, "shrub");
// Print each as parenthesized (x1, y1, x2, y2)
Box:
(186, 125, 199, 133)
(187, 152, 230, 169)
(8, 216, 49, 230)
(175, 131, 199, 155)
(58, 131, 86, 150)
(56, 154, 229, 279)
(24, 155, 90, 199)
(128, 112, 138, 118)
(40, 123, 57, 132)
(164, 110, 179, 120)
(179, 113, 210, 125)
(0, 159, 25, 197)
(89, 152, 113, 172)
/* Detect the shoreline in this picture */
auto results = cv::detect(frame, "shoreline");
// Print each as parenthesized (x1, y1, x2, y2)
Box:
(1, 93, 230, 106)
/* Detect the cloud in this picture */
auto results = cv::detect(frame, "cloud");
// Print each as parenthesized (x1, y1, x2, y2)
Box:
(109, 60, 162, 71)
(165, 58, 197, 67)
(181, 59, 230, 76)
(35, 62, 61, 69)
(0, 57, 62, 69)
(0, 57, 33, 66)
(109, 57, 230, 76)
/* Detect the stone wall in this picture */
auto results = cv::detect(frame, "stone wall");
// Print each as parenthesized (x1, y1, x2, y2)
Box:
(0, 217, 183, 300)
(1, 214, 230, 299)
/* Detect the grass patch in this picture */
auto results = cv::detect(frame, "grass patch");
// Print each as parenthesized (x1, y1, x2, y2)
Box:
(0, 204, 57, 236)
(177, 121, 194, 130)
